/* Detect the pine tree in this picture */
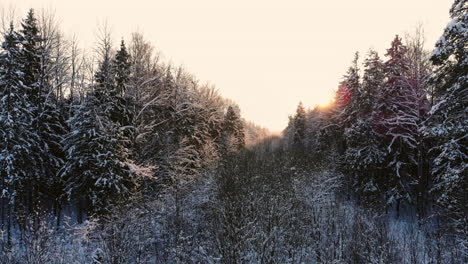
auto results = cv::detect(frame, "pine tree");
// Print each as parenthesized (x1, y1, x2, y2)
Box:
(19, 9, 66, 209)
(304, 106, 328, 155)
(424, 0, 467, 234)
(221, 106, 245, 153)
(327, 81, 351, 158)
(329, 53, 360, 155)
(334, 82, 351, 110)
(344, 50, 386, 206)
(61, 38, 137, 216)
(0, 24, 42, 216)
(374, 36, 409, 214)
(38, 96, 67, 216)
(292, 102, 307, 152)
(94, 40, 114, 107)
(113, 39, 131, 97)
(112, 40, 134, 152)
(19, 9, 41, 103)
(340, 52, 361, 128)
(61, 98, 136, 216)
(331, 53, 363, 199)
(374, 35, 430, 217)
(361, 50, 385, 115)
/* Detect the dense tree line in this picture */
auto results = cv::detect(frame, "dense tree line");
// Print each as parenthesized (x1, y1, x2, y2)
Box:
(0, 8, 256, 244)
(285, 0, 466, 243)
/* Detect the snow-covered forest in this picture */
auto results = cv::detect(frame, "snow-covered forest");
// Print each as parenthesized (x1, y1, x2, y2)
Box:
(0, 0, 466, 263)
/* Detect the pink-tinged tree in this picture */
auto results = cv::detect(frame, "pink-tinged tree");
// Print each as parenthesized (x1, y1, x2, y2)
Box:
(337, 53, 364, 200)
(325, 82, 350, 149)
(335, 82, 351, 111)
(338, 52, 361, 129)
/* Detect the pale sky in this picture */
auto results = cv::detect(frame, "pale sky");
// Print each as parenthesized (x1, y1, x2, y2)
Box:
(3, 0, 453, 132)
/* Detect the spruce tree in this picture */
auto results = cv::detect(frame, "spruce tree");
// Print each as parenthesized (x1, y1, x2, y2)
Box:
(344, 50, 386, 206)
(20, 9, 66, 208)
(61, 39, 137, 216)
(334, 54, 362, 198)
(292, 102, 307, 152)
(361, 50, 385, 115)
(113, 39, 131, 97)
(61, 98, 136, 216)
(327, 81, 350, 158)
(374, 35, 430, 217)
(340, 52, 361, 129)
(0, 24, 42, 215)
(19, 9, 41, 103)
(112, 39, 134, 151)
(424, 0, 467, 234)
(221, 106, 245, 153)
(94, 39, 114, 108)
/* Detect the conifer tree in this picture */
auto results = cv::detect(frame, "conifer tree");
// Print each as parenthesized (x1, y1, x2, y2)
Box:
(0, 24, 42, 215)
(374, 36, 409, 214)
(424, 0, 467, 233)
(61, 36, 137, 216)
(20, 9, 41, 103)
(94, 39, 114, 107)
(221, 106, 245, 153)
(344, 50, 386, 206)
(112, 39, 134, 151)
(361, 50, 385, 115)
(339, 52, 361, 129)
(334, 82, 351, 110)
(113, 39, 131, 97)
(331, 54, 362, 197)
(327, 81, 351, 158)
(374, 35, 430, 217)
(292, 102, 307, 151)
(61, 98, 136, 216)
(20, 9, 66, 208)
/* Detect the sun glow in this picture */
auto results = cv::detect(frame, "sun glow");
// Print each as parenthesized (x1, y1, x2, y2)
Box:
(317, 99, 333, 108)
(314, 91, 335, 109)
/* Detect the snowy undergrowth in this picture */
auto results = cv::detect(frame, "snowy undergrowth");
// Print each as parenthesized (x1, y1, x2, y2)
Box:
(1, 167, 465, 263)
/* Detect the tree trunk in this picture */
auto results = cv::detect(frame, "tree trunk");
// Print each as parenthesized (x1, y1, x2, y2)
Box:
(77, 200, 83, 224)
(396, 200, 400, 219)
(7, 203, 11, 248)
(56, 202, 62, 229)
